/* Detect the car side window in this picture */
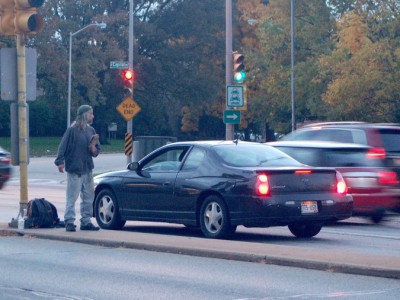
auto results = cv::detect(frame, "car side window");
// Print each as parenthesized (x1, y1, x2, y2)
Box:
(142, 148, 188, 172)
(182, 147, 206, 170)
(286, 131, 316, 140)
(322, 130, 353, 143)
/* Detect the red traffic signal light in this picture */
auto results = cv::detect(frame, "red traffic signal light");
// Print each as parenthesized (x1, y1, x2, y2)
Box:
(123, 69, 134, 81)
(0, 0, 45, 36)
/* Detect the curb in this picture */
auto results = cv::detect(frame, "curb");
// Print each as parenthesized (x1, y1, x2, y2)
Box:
(1, 227, 399, 280)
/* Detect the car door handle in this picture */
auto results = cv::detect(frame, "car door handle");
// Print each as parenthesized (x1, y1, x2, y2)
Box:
(163, 181, 171, 186)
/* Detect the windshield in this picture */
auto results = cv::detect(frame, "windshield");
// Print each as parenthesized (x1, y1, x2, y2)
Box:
(213, 143, 302, 167)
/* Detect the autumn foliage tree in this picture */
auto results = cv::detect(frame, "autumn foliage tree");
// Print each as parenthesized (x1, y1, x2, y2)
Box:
(0, 0, 399, 139)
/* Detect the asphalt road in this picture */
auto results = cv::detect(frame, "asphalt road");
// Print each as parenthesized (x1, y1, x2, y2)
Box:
(1, 236, 399, 300)
(9, 152, 128, 184)
(2, 154, 400, 280)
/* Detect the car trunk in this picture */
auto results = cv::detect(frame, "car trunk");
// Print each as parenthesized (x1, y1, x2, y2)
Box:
(261, 169, 337, 193)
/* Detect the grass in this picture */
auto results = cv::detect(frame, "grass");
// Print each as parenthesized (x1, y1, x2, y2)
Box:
(0, 136, 125, 157)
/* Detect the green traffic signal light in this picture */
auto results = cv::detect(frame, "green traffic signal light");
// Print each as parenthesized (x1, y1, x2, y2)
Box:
(234, 71, 246, 83)
(232, 51, 245, 84)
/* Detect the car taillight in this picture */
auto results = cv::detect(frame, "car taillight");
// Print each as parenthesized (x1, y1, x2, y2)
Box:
(255, 173, 270, 196)
(378, 171, 399, 185)
(0, 157, 11, 164)
(366, 147, 386, 159)
(336, 172, 347, 194)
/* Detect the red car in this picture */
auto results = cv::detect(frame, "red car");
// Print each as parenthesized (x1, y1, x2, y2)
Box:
(0, 146, 12, 189)
(268, 140, 399, 223)
(281, 122, 400, 213)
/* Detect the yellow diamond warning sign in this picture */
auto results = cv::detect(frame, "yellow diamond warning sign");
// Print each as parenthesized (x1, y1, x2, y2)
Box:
(116, 97, 141, 121)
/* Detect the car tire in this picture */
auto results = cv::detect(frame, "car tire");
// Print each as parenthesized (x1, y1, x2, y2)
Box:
(199, 195, 232, 239)
(95, 189, 126, 230)
(371, 213, 384, 224)
(288, 223, 322, 238)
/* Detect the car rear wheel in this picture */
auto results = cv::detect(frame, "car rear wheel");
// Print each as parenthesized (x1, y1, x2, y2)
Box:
(288, 223, 322, 238)
(95, 189, 126, 230)
(371, 213, 384, 224)
(199, 195, 232, 239)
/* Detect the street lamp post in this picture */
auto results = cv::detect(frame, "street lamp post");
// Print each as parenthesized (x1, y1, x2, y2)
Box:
(67, 22, 106, 128)
(291, 0, 295, 131)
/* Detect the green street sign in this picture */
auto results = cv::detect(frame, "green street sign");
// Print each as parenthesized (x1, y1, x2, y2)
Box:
(226, 85, 244, 107)
(110, 61, 129, 69)
(223, 110, 241, 124)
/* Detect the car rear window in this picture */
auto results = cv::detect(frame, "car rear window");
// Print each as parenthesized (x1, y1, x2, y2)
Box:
(322, 149, 382, 167)
(283, 128, 368, 144)
(275, 146, 383, 168)
(377, 129, 400, 153)
(213, 144, 302, 167)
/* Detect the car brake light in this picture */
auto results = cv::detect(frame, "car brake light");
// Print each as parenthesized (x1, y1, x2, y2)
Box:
(378, 171, 399, 185)
(336, 172, 347, 194)
(256, 173, 270, 196)
(0, 157, 11, 164)
(295, 169, 312, 175)
(366, 147, 386, 159)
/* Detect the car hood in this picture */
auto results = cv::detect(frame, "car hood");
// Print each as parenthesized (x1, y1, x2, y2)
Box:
(94, 169, 130, 179)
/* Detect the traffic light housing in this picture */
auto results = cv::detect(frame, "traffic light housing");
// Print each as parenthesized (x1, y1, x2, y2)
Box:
(233, 51, 245, 83)
(122, 69, 134, 96)
(0, 0, 45, 36)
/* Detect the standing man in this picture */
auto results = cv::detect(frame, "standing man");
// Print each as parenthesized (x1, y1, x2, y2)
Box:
(55, 105, 101, 232)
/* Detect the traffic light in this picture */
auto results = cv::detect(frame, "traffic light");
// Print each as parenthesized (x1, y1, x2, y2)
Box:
(232, 51, 245, 83)
(123, 69, 134, 82)
(0, 0, 45, 36)
(122, 69, 134, 96)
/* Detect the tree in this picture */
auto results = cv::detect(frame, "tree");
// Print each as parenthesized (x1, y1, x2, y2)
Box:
(317, 5, 400, 121)
(237, 0, 335, 133)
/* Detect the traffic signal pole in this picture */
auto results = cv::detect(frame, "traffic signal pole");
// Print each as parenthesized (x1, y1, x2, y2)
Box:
(127, 0, 134, 164)
(16, 34, 29, 219)
(0, 0, 46, 227)
(225, 0, 234, 140)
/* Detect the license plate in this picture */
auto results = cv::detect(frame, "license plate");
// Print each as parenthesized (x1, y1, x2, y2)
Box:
(301, 201, 318, 214)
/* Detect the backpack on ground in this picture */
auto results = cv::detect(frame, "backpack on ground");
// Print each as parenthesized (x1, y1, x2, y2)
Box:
(25, 198, 60, 228)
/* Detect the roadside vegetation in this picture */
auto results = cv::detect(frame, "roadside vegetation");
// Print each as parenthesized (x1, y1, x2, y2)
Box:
(0, 1, 399, 140)
(0, 137, 124, 157)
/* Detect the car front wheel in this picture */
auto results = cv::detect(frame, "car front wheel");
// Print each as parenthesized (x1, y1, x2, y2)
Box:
(288, 223, 322, 238)
(95, 189, 126, 230)
(199, 195, 232, 239)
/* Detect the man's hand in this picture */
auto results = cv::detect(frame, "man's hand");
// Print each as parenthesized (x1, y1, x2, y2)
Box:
(57, 164, 64, 173)
(90, 145, 99, 157)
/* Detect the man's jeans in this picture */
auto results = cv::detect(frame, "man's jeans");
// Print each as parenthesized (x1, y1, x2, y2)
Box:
(65, 172, 94, 226)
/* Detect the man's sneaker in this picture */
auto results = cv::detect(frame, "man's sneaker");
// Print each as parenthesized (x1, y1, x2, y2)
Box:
(80, 223, 100, 231)
(66, 223, 76, 232)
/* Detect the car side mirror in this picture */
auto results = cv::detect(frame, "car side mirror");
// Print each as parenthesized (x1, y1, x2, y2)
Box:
(128, 162, 139, 171)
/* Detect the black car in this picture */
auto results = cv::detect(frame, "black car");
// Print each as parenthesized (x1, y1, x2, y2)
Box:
(0, 146, 12, 189)
(94, 141, 353, 239)
(268, 140, 400, 223)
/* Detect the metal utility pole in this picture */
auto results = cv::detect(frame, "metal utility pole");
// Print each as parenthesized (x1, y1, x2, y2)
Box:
(225, 0, 234, 140)
(127, 0, 134, 164)
(291, 0, 296, 132)
(16, 34, 29, 216)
